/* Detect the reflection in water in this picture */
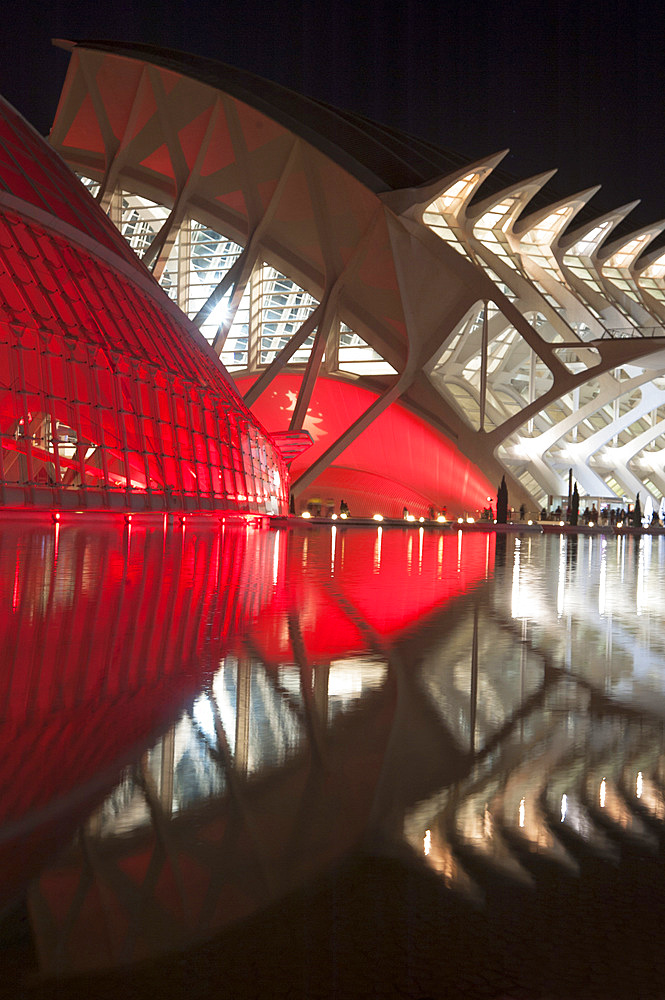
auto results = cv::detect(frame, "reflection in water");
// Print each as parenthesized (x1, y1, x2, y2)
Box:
(408, 532, 665, 900)
(4, 525, 665, 986)
(3, 519, 491, 975)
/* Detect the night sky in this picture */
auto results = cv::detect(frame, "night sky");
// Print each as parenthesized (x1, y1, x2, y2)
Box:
(3, 0, 665, 234)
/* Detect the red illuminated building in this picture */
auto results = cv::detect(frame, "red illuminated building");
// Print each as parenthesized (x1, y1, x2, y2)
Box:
(0, 94, 288, 515)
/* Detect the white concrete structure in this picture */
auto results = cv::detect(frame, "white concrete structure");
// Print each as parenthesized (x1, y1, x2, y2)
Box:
(49, 40, 665, 515)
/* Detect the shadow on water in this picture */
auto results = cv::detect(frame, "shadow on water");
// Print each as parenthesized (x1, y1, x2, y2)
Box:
(2, 522, 665, 998)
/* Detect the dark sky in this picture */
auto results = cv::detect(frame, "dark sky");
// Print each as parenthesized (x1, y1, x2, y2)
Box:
(3, 0, 664, 232)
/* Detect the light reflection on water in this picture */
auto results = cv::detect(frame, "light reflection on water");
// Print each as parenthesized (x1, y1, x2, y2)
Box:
(3, 521, 665, 978)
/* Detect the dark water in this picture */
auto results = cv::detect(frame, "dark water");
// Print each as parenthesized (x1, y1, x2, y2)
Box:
(3, 519, 665, 997)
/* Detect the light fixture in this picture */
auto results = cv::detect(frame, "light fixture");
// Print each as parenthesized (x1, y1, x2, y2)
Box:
(372, 513, 384, 521)
(301, 511, 311, 519)
(436, 515, 446, 523)
(340, 512, 348, 519)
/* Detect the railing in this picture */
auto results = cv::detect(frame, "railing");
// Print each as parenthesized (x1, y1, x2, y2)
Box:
(600, 326, 665, 339)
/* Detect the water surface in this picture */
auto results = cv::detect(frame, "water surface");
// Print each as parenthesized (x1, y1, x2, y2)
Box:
(3, 519, 665, 996)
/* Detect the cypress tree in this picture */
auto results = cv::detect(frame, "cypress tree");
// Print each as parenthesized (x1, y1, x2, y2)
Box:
(497, 475, 508, 524)
(570, 483, 579, 526)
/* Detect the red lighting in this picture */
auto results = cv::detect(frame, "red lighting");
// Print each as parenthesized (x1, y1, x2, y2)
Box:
(236, 374, 494, 518)
(0, 96, 288, 517)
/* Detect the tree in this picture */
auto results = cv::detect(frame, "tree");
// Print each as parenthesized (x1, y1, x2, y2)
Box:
(497, 475, 508, 524)
(570, 483, 579, 526)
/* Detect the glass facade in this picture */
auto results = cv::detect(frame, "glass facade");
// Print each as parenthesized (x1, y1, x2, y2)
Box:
(0, 99, 288, 516)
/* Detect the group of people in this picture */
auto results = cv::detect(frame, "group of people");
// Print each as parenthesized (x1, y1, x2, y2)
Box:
(536, 504, 650, 526)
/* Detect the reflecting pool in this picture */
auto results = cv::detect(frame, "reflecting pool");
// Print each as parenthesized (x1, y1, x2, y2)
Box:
(3, 519, 665, 998)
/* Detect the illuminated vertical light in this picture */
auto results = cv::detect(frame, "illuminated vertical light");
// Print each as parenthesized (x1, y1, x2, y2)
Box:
(485, 533, 490, 579)
(519, 796, 526, 828)
(637, 771, 643, 799)
(600, 777, 607, 808)
(302, 536, 309, 568)
(457, 529, 462, 571)
(213, 526, 221, 583)
(561, 793, 568, 822)
(437, 534, 444, 580)
(598, 537, 607, 616)
(373, 526, 382, 574)
(272, 528, 280, 586)
(53, 520, 60, 568)
(636, 538, 646, 616)
(12, 552, 19, 612)
(330, 525, 336, 576)
(619, 534, 625, 582)
(424, 829, 431, 855)
(511, 537, 521, 618)
(340, 531, 345, 571)
(418, 526, 424, 573)
(557, 535, 566, 617)
(407, 534, 413, 575)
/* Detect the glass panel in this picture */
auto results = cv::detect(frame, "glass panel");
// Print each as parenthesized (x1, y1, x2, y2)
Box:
(119, 192, 170, 258)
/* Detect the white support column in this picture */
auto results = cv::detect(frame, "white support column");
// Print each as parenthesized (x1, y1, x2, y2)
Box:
(246, 263, 263, 372)
(213, 250, 259, 354)
(571, 387, 580, 441)
(527, 349, 536, 433)
(178, 217, 190, 316)
(479, 300, 489, 431)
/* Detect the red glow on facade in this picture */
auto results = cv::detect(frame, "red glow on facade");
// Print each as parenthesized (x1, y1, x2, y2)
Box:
(0, 518, 492, 909)
(236, 374, 495, 517)
(0, 96, 288, 515)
